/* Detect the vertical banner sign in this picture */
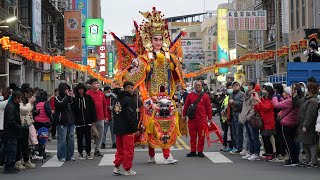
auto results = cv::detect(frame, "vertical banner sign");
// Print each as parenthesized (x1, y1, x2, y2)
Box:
(85, 19, 104, 46)
(108, 52, 114, 77)
(217, 8, 229, 74)
(73, 0, 88, 65)
(64, 11, 82, 61)
(228, 10, 267, 31)
(98, 35, 107, 76)
(32, 0, 42, 47)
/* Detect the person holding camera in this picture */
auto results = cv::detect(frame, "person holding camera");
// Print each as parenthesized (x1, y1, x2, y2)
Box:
(182, 81, 212, 158)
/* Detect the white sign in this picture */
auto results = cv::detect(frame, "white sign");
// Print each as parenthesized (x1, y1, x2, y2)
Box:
(228, 10, 267, 31)
(181, 40, 204, 63)
(32, 0, 42, 47)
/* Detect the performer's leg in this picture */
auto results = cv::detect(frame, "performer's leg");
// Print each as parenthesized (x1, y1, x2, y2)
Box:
(188, 122, 198, 153)
(123, 134, 135, 171)
(148, 145, 155, 157)
(162, 149, 170, 159)
(197, 123, 206, 153)
(113, 135, 124, 167)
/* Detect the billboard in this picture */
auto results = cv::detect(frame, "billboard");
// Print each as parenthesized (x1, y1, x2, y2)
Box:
(228, 10, 267, 31)
(73, 0, 88, 65)
(217, 8, 229, 74)
(32, 0, 42, 47)
(85, 19, 104, 46)
(64, 11, 82, 61)
(108, 52, 114, 77)
(98, 35, 107, 76)
(181, 40, 204, 71)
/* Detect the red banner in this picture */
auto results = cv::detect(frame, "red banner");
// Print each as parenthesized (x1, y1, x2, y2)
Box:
(98, 34, 107, 76)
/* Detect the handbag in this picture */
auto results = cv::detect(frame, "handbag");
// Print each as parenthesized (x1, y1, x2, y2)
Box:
(276, 107, 295, 122)
(186, 93, 204, 120)
(251, 112, 264, 129)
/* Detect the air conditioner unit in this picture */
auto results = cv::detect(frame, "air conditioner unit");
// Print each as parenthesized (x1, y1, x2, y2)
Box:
(8, 6, 18, 17)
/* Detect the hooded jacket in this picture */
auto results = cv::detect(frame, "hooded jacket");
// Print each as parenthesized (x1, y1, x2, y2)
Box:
(73, 83, 97, 126)
(113, 91, 138, 135)
(54, 83, 75, 126)
(4, 100, 22, 138)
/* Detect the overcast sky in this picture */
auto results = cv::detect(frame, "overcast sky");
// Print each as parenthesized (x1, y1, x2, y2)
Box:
(101, 0, 228, 39)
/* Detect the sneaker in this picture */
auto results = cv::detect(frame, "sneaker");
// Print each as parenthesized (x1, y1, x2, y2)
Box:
(242, 154, 252, 160)
(265, 155, 273, 161)
(3, 168, 20, 174)
(230, 149, 241, 154)
(79, 153, 85, 160)
(94, 151, 103, 157)
(163, 157, 178, 164)
(113, 167, 123, 175)
(124, 170, 136, 176)
(112, 143, 117, 149)
(284, 161, 299, 167)
(240, 149, 248, 156)
(298, 162, 308, 167)
(148, 157, 156, 163)
(15, 161, 26, 170)
(31, 155, 43, 160)
(197, 152, 205, 157)
(70, 157, 76, 161)
(86, 154, 94, 160)
(59, 158, 66, 162)
(22, 161, 36, 169)
(306, 163, 318, 168)
(248, 154, 260, 161)
(223, 147, 233, 152)
(100, 143, 106, 149)
(186, 152, 197, 157)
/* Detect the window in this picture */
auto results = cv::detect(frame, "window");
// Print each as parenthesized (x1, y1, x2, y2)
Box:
(266, 1, 275, 38)
(190, 32, 197, 37)
(290, 0, 294, 31)
(302, 0, 306, 27)
(296, 0, 299, 30)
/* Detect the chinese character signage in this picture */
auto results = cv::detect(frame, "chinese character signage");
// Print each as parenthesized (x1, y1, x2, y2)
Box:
(32, 0, 42, 47)
(217, 8, 229, 74)
(108, 52, 114, 77)
(73, 0, 88, 65)
(98, 35, 107, 76)
(85, 19, 104, 46)
(87, 57, 96, 68)
(228, 10, 267, 31)
(64, 11, 82, 61)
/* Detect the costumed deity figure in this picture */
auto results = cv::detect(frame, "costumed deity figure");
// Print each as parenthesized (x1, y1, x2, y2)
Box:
(111, 7, 185, 165)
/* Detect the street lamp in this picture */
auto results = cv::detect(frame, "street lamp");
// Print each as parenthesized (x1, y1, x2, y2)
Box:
(0, 16, 17, 24)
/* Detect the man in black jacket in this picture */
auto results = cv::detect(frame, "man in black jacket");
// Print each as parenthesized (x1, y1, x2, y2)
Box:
(113, 81, 138, 176)
(2, 91, 22, 174)
(74, 83, 97, 160)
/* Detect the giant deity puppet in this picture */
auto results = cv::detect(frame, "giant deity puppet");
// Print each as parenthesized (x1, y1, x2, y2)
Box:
(111, 7, 186, 164)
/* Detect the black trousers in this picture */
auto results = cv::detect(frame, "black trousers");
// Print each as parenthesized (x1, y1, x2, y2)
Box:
(221, 121, 234, 148)
(76, 126, 92, 155)
(262, 135, 273, 155)
(3, 137, 18, 171)
(274, 121, 286, 156)
(16, 128, 30, 162)
(51, 122, 57, 137)
(0, 137, 4, 165)
(282, 126, 299, 163)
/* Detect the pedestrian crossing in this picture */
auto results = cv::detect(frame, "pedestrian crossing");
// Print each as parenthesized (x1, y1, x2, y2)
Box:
(40, 152, 233, 168)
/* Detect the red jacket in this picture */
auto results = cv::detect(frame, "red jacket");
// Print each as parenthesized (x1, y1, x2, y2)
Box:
(86, 90, 108, 121)
(183, 92, 212, 124)
(50, 96, 55, 110)
(254, 98, 275, 130)
(105, 96, 112, 121)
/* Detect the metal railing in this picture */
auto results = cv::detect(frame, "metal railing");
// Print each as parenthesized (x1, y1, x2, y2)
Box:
(266, 72, 287, 85)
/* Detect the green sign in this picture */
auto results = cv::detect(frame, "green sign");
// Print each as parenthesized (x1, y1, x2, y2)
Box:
(85, 18, 104, 46)
(54, 63, 62, 74)
(108, 52, 114, 77)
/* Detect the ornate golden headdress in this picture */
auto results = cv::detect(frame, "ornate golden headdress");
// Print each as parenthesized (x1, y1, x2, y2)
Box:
(139, 7, 171, 59)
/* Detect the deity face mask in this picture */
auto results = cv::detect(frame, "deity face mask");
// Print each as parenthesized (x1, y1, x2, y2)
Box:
(158, 98, 171, 117)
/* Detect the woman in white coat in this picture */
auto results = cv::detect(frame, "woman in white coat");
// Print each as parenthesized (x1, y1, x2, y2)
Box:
(0, 94, 9, 167)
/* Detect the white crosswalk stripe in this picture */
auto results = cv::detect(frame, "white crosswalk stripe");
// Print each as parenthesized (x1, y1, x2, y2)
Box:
(204, 152, 233, 163)
(98, 154, 115, 166)
(41, 155, 64, 168)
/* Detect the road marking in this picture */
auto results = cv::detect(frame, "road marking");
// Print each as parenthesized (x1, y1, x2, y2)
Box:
(98, 154, 115, 166)
(204, 152, 233, 163)
(177, 137, 190, 150)
(175, 141, 183, 149)
(41, 155, 64, 168)
(154, 153, 175, 164)
(46, 147, 182, 153)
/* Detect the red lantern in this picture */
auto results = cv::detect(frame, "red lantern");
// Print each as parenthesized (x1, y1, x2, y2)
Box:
(308, 33, 318, 41)
(290, 43, 299, 53)
(16, 43, 24, 55)
(268, 50, 275, 59)
(1, 36, 10, 50)
(281, 46, 289, 56)
(299, 39, 308, 49)
(9, 41, 17, 54)
(276, 49, 283, 57)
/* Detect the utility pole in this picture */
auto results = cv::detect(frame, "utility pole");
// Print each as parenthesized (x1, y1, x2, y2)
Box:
(275, 0, 280, 75)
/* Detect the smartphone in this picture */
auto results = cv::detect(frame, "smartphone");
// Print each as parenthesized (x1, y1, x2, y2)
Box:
(253, 93, 256, 97)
